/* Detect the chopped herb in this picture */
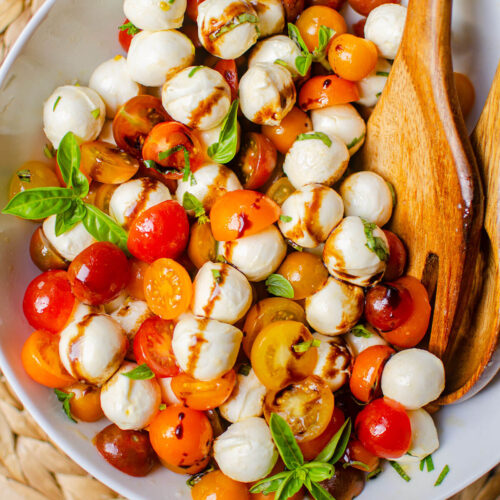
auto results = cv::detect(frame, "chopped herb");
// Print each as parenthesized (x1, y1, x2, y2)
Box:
(118, 21, 140, 36)
(182, 192, 209, 224)
(287, 240, 303, 252)
(350, 324, 373, 338)
(293, 339, 321, 353)
(389, 462, 411, 482)
(188, 66, 203, 77)
(159, 403, 167, 410)
(158, 145, 195, 185)
(376, 91, 382, 98)
(419, 454, 434, 472)
(53, 96, 62, 111)
(17, 170, 32, 183)
(211, 268, 222, 282)
(74, 81, 80, 87)
(265, 274, 294, 299)
(274, 59, 291, 70)
(386, 181, 396, 206)
(434, 465, 450, 486)
(311, 25, 335, 70)
(280, 215, 292, 223)
(54, 389, 76, 423)
(186, 465, 215, 487)
(122, 363, 155, 380)
(343, 461, 370, 470)
(288, 23, 313, 76)
(346, 133, 365, 150)
(361, 218, 389, 261)
(238, 364, 251, 376)
(216, 254, 227, 263)
(296, 132, 332, 148)
(367, 467, 382, 480)
(169, 0, 175, 3)
(43, 144, 55, 159)
(376, 71, 390, 77)
(209, 13, 259, 41)
(91, 108, 100, 119)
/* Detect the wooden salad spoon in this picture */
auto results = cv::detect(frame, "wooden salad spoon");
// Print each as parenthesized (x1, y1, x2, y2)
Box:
(357, 0, 484, 358)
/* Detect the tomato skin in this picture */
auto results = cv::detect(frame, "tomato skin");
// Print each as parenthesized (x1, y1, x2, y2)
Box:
(265, 177, 296, 206)
(9, 161, 60, 200)
(192, 470, 250, 500)
(306, 0, 347, 9)
(348, 0, 400, 16)
(23, 271, 75, 334)
(282, 0, 306, 21)
(352, 18, 367, 38)
(382, 230, 407, 281)
(63, 383, 104, 422)
(187, 221, 217, 269)
(30, 226, 68, 272)
(118, 19, 140, 52)
(343, 438, 380, 473)
(298, 75, 360, 111)
(127, 200, 189, 263)
(454, 72, 475, 118)
(214, 59, 239, 101)
(355, 397, 411, 459)
(186, 0, 205, 21)
(126, 259, 149, 300)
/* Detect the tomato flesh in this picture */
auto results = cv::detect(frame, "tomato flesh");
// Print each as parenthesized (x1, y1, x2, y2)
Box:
(299, 75, 359, 111)
(64, 383, 104, 422)
(213, 59, 239, 101)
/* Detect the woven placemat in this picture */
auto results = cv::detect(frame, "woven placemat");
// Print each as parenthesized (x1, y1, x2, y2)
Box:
(0, 1, 499, 499)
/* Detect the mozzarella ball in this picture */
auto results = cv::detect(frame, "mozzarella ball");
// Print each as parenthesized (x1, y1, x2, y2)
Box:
(311, 104, 366, 155)
(162, 66, 231, 130)
(127, 30, 194, 87)
(214, 417, 278, 482)
(278, 184, 344, 248)
(158, 377, 181, 405)
(176, 162, 242, 212)
(43, 215, 95, 262)
(196, 120, 241, 159)
(89, 56, 142, 118)
(172, 314, 243, 380)
(109, 177, 171, 228)
(43, 85, 105, 148)
(283, 132, 349, 188)
(249, 35, 302, 78)
(103, 290, 128, 314)
(323, 216, 388, 287)
(250, 0, 285, 37)
(364, 4, 407, 59)
(219, 226, 286, 281)
(357, 58, 392, 107)
(239, 63, 296, 126)
(124, 0, 186, 31)
(59, 313, 127, 385)
(198, 0, 259, 59)
(305, 277, 364, 335)
(98, 120, 116, 145)
(340, 171, 393, 227)
(397, 409, 440, 462)
(111, 299, 153, 341)
(65, 302, 103, 328)
(191, 262, 253, 324)
(313, 334, 351, 391)
(219, 368, 267, 423)
(381, 349, 445, 410)
(304, 243, 324, 257)
(344, 326, 387, 357)
(100, 362, 161, 430)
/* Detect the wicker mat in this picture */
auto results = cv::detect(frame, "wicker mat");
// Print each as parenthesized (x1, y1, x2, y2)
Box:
(0, 1, 499, 499)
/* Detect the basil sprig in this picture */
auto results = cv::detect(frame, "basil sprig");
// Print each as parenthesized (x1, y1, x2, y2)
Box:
(350, 324, 373, 338)
(182, 192, 209, 224)
(265, 274, 294, 299)
(207, 99, 239, 164)
(54, 389, 76, 423)
(118, 21, 140, 35)
(297, 132, 332, 148)
(2, 132, 129, 253)
(158, 145, 196, 185)
(209, 13, 259, 41)
(361, 218, 389, 262)
(121, 363, 155, 380)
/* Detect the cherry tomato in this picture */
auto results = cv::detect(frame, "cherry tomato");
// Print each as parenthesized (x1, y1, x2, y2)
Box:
(454, 72, 475, 118)
(214, 59, 239, 101)
(143, 258, 193, 319)
(282, 0, 306, 21)
(262, 107, 312, 154)
(319, 466, 365, 500)
(187, 221, 218, 269)
(9, 161, 60, 200)
(62, 383, 104, 422)
(186, 0, 205, 21)
(21, 330, 75, 388)
(348, 0, 400, 16)
(349, 345, 395, 403)
(55, 159, 92, 188)
(192, 470, 249, 500)
(306, 0, 347, 9)
(127, 200, 189, 263)
(299, 75, 359, 111)
(265, 177, 296, 205)
(210, 190, 280, 241)
(84, 182, 117, 214)
(113, 95, 170, 158)
(149, 405, 213, 473)
(95, 424, 157, 477)
(343, 438, 380, 473)
(171, 370, 236, 410)
(355, 397, 411, 459)
(118, 18, 141, 52)
(23, 270, 75, 333)
(352, 18, 366, 38)
(30, 226, 68, 271)
(264, 375, 334, 442)
(235, 133, 277, 190)
(126, 259, 149, 300)
(382, 230, 407, 281)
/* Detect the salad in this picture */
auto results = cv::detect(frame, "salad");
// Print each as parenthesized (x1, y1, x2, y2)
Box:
(3, 0, 475, 498)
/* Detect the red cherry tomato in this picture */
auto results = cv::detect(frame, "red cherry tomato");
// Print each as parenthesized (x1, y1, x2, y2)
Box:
(68, 242, 130, 305)
(282, 0, 306, 21)
(352, 18, 367, 38)
(343, 438, 380, 473)
(306, 0, 347, 9)
(383, 230, 407, 281)
(186, 0, 205, 21)
(355, 397, 411, 459)
(118, 18, 141, 52)
(299, 75, 359, 111)
(213, 59, 239, 101)
(23, 271, 75, 333)
(127, 200, 189, 263)
(348, 0, 400, 17)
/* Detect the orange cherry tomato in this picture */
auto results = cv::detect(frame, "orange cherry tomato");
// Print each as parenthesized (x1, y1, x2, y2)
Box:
(63, 383, 104, 422)
(187, 221, 218, 268)
(352, 18, 366, 38)
(21, 330, 75, 388)
(265, 177, 296, 206)
(144, 258, 193, 319)
(262, 107, 312, 154)
(210, 190, 280, 241)
(126, 259, 149, 301)
(192, 470, 249, 500)
(306, 0, 346, 9)
(9, 161, 60, 200)
(454, 72, 475, 118)
(298, 75, 359, 111)
(214, 59, 239, 101)
(349, 345, 395, 403)
(29, 226, 68, 272)
(343, 437, 380, 473)
(251, 489, 304, 500)
(348, 0, 400, 16)
(85, 182, 117, 214)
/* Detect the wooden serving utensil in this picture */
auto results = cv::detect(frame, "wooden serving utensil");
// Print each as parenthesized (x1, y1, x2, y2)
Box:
(439, 63, 500, 404)
(357, 0, 484, 358)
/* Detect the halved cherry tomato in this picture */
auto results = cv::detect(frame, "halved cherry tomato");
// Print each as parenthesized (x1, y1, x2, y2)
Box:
(84, 182, 117, 214)
(349, 345, 395, 403)
(143, 258, 193, 319)
(382, 230, 407, 281)
(118, 18, 141, 52)
(343, 438, 380, 473)
(348, 0, 400, 16)
(214, 59, 239, 101)
(133, 317, 179, 377)
(306, 0, 347, 9)
(210, 190, 280, 241)
(30, 226, 68, 272)
(352, 18, 367, 38)
(192, 470, 250, 500)
(21, 330, 75, 388)
(9, 161, 60, 200)
(54, 160, 92, 189)
(265, 177, 296, 205)
(454, 72, 475, 118)
(187, 221, 218, 269)
(126, 259, 149, 300)
(299, 75, 359, 111)
(171, 370, 236, 410)
(62, 383, 104, 422)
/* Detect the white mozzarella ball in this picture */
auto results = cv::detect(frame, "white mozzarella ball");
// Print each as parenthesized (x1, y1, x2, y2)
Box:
(43, 85, 105, 148)
(340, 171, 393, 227)
(312, 334, 351, 391)
(249, 35, 302, 78)
(109, 178, 171, 228)
(364, 4, 407, 59)
(283, 132, 349, 188)
(124, 0, 187, 31)
(59, 313, 127, 385)
(104, 290, 128, 314)
(172, 314, 243, 380)
(214, 417, 278, 482)
(305, 277, 364, 335)
(311, 104, 366, 156)
(65, 302, 103, 328)
(239, 63, 296, 126)
(42, 215, 95, 262)
(158, 377, 181, 405)
(219, 225, 286, 281)
(304, 243, 324, 257)
(357, 58, 392, 107)
(323, 216, 388, 286)
(192, 262, 253, 324)
(398, 409, 440, 462)
(127, 30, 194, 87)
(176, 162, 242, 211)
(198, 0, 259, 59)
(162, 66, 231, 130)
(344, 326, 387, 357)
(250, 0, 285, 37)
(98, 120, 116, 145)
(219, 368, 267, 423)
(278, 184, 344, 248)
(111, 299, 153, 341)
(100, 362, 161, 430)
(381, 349, 445, 410)
(196, 120, 241, 159)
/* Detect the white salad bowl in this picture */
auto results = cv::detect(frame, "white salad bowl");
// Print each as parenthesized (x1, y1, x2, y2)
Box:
(0, 1, 499, 499)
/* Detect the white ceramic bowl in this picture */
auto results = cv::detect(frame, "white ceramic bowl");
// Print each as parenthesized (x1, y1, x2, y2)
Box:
(0, 1, 499, 499)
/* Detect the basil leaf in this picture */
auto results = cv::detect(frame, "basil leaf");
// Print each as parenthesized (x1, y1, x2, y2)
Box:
(2, 187, 74, 219)
(43, 143, 55, 159)
(367, 467, 382, 479)
(265, 274, 294, 299)
(343, 461, 370, 471)
(53, 96, 62, 111)
(182, 192, 209, 223)
(118, 21, 140, 35)
(209, 13, 259, 41)
(250, 471, 290, 494)
(189, 66, 203, 77)
(329, 419, 352, 465)
(346, 133, 365, 150)
(281, 471, 304, 499)
(295, 53, 312, 76)
(280, 215, 292, 223)
(293, 339, 320, 353)
(315, 25, 335, 54)
(288, 23, 309, 54)
(238, 363, 251, 376)
(376, 71, 390, 77)
(361, 218, 389, 261)
(91, 108, 101, 120)
(17, 170, 31, 182)
(269, 413, 304, 470)
(386, 181, 396, 206)
(315, 418, 351, 463)
(57, 132, 89, 197)
(296, 132, 332, 147)
(121, 363, 155, 380)
(54, 199, 86, 236)
(186, 465, 215, 487)
(303, 462, 335, 482)
(389, 461, 411, 482)
(274, 474, 294, 500)
(304, 479, 335, 500)
(208, 99, 239, 164)
(434, 464, 449, 486)
(350, 324, 372, 338)
(54, 389, 76, 423)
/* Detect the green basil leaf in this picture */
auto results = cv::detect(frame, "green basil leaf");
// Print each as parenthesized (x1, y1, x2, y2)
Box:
(293, 339, 321, 353)
(281, 471, 304, 499)
(17, 170, 32, 183)
(296, 132, 332, 147)
(280, 215, 292, 223)
(208, 99, 239, 164)
(316, 25, 335, 53)
(343, 461, 370, 471)
(269, 413, 304, 470)
(386, 181, 396, 206)
(121, 363, 155, 380)
(250, 472, 289, 494)
(56, 131, 79, 188)
(274, 474, 294, 500)
(303, 462, 335, 482)
(118, 21, 140, 35)
(376, 71, 389, 77)
(350, 324, 373, 338)
(361, 218, 389, 261)
(315, 418, 351, 463)
(265, 274, 294, 299)
(43, 143, 55, 159)
(238, 363, 251, 376)
(54, 199, 86, 236)
(54, 389, 76, 423)
(182, 192, 209, 223)
(186, 465, 215, 487)
(329, 419, 352, 465)
(367, 467, 382, 480)
(390, 461, 411, 482)
(53, 96, 62, 111)
(304, 478, 335, 500)
(346, 133, 365, 150)
(295, 53, 312, 76)
(434, 464, 449, 486)
(209, 13, 259, 41)
(189, 66, 203, 77)
(288, 23, 309, 54)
